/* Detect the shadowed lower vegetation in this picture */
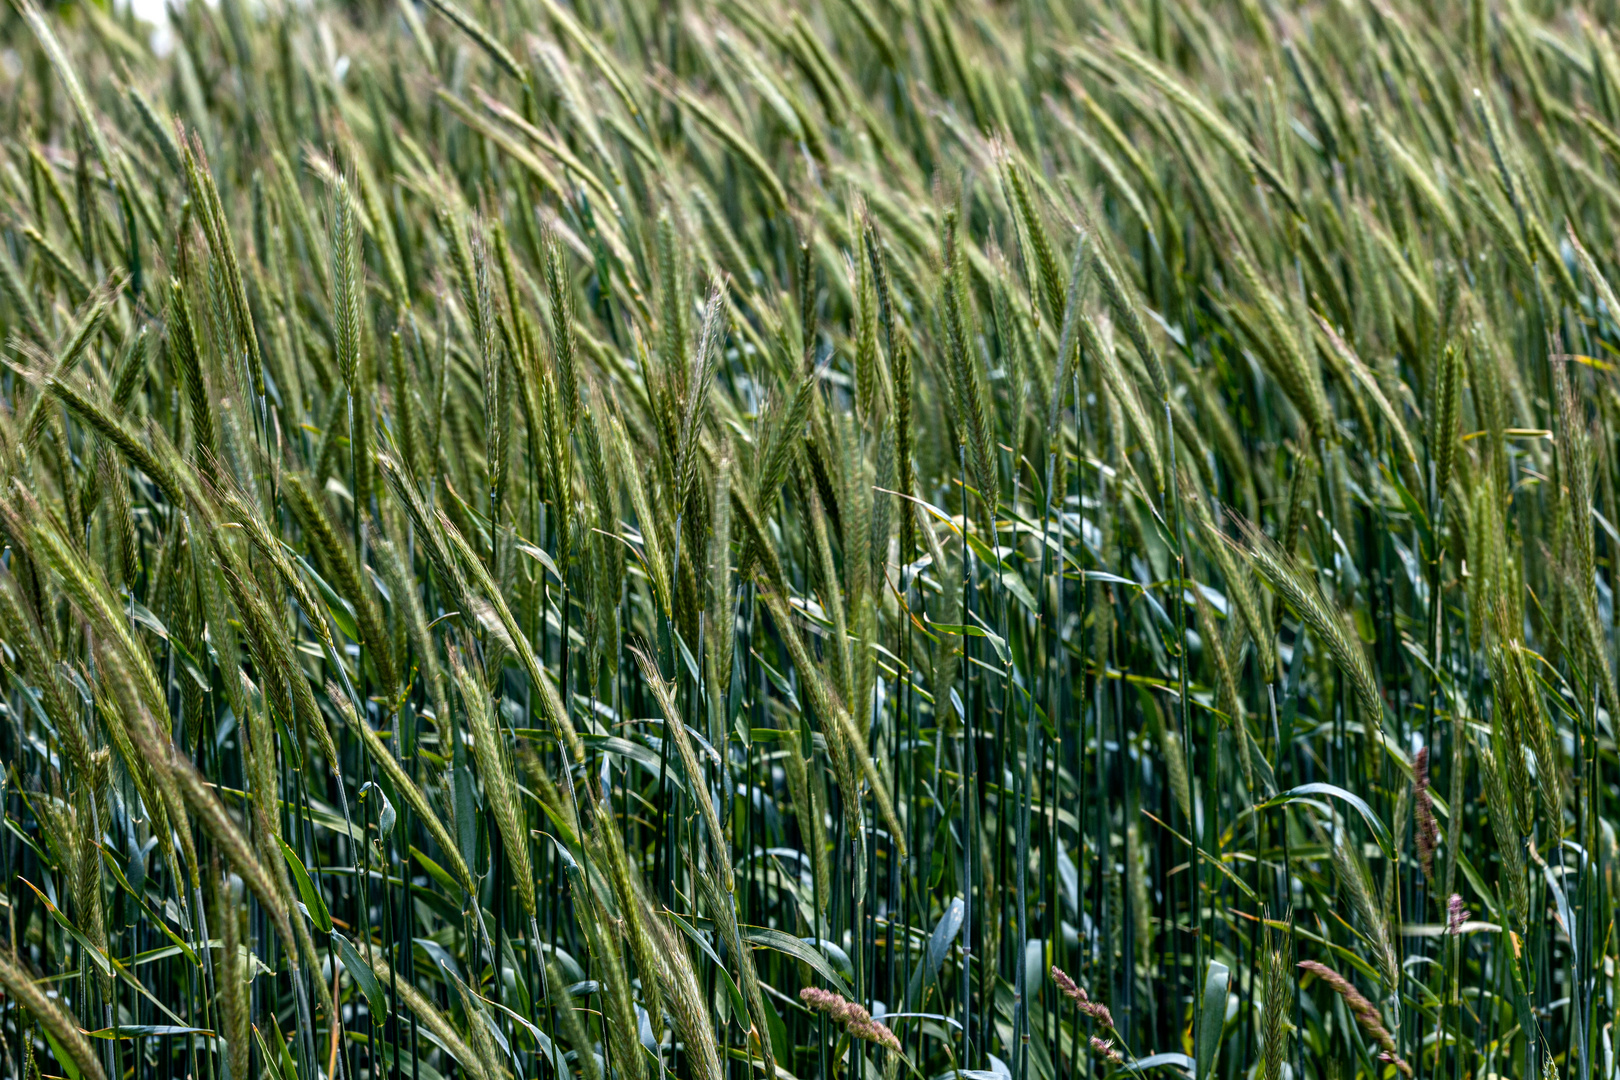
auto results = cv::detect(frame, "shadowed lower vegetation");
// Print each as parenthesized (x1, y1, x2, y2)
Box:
(0, 0, 1618, 1079)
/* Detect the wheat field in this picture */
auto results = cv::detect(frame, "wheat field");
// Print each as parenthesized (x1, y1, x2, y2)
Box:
(0, 0, 1612, 1079)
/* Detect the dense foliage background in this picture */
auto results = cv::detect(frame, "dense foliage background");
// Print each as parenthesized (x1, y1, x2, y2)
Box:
(0, 1, 1615, 1080)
